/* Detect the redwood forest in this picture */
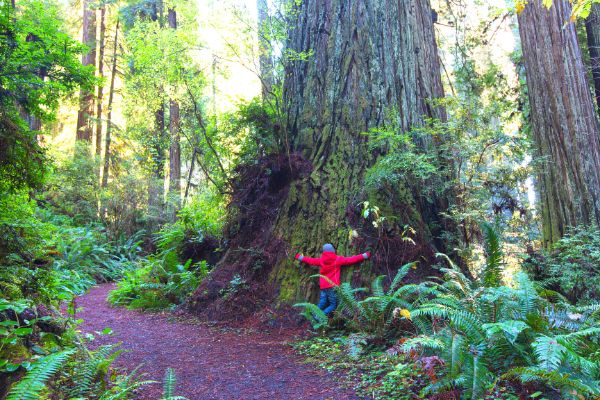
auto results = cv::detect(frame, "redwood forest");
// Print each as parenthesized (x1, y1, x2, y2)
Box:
(1, 0, 600, 399)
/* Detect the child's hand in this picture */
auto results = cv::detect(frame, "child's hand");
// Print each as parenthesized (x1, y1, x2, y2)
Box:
(362, 251, 371, 260)
(295, 253, 304, 262)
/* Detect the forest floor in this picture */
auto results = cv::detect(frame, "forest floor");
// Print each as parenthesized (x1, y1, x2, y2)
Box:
(76, 284, 358, 400)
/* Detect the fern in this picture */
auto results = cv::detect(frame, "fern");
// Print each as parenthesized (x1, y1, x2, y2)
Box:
(293, 302, 329, 330)
(400, 335, 445, 352)
(503, 367, 600, 397)
(162, 368, 176, 399)
(481, 223, 503, 287)
(71, 344, 121, 398)
(532, 335, 566, 370)
(371, 275, 385, 298)
(161, 368, 188, 400)
(515, 272, 537, 317)
(335, 282, 364, 316)
(7, 349, 75, 400)
(98, 366, 156, 400)
(387, 262, 416, 295)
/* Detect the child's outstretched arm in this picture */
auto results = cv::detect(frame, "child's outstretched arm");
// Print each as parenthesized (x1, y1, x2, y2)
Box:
(339, 251, 371, 266)
(294, 253, 321, 267)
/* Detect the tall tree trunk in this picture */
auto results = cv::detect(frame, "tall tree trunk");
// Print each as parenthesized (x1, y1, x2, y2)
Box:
(146, 0, 166, 227)
(190, 0, 451, 316)
(257, 0, 273, 98)
(518, 0, 600, 247)
(586, 2, 600, 109)
(95, 5, 106, 175)
(22, 33, 43, 137)
(148, 106, 166, 226)
(101, 19, 119, 189)
(168, 8, 181, 220)
(76, 0, 96, 143)
(274, 0, 449, 301)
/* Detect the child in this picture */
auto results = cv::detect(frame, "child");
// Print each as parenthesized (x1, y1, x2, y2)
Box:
(295, 243, 370, 316)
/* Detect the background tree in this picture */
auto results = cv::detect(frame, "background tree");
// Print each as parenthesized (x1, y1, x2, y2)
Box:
(75, 0, 96, 144)
(0, 0, 93, 191)
(518, 0, 600, 247)
(167, 7, 181, 220)
(586, 2, 600, 109)
(101, 18, 119, 189)
(95, 3, 107, 172)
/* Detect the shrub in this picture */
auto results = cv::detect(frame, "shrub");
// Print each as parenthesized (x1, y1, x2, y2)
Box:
(108, 257, 208, 310)
(525, 225, 600, 305)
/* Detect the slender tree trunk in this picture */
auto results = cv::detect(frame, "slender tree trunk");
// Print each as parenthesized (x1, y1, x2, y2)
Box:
(168, 99, 181, 217)
(518, 0, 600, 247)
(146, 0, 166, 227)
(257, 0, 273, 98)
(76, 0, 96, 143)
(586, 2, 600, 109)
(190, 0, 451, 316)
(167, 8, 181, 219)
(95, 5, 106, 175)
(148, 106, 166, 225)
(22, 33, 43, 137)
(101, 19, 119, 189)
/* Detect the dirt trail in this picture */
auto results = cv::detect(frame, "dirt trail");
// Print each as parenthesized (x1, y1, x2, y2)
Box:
(77, 284, 357, 400)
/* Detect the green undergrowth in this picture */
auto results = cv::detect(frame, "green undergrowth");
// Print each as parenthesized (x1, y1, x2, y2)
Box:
(293, 336, 429, 400)
(293, 224, 600, 399)
(524, 224, 600, 305)
(0, 191, 153, 398)
(108, 189, 223, 311)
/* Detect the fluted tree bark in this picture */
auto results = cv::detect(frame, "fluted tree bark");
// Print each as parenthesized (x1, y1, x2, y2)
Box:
(518, 0, 600, 247)
(271, 0, 449, 301)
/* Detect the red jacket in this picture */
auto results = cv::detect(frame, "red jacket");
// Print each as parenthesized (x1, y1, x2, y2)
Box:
(297, 251, 368, 289)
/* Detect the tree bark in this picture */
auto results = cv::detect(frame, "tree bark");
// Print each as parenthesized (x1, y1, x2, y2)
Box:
(274, 0, 448, 301)
(190, 0, 451, 316)
(76, 0, 96, 143)
(95, 5, 106, 172)
(518, 0, 600, 247)
(168, 8, 181, 220)
(101, 19, 119, 189)
(586, 2, 600, 110)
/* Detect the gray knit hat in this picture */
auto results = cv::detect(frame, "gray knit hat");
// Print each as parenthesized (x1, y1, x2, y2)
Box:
(323, 243, 335, 252)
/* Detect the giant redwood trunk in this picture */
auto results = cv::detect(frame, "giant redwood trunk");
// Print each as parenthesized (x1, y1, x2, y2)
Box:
(189, 0, 450, 318)
(518, 0, 600, 247)
(76, 0, 96, 143)
(272, 0, 449, 300)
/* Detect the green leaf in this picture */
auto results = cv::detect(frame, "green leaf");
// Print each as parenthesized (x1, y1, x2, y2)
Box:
(14, 328, 33, 336)
(100, 327, 113, 335)
(482, 321, 529, 344)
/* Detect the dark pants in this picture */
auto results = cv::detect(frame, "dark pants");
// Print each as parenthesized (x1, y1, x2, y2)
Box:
(318, 288, 338, 316)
